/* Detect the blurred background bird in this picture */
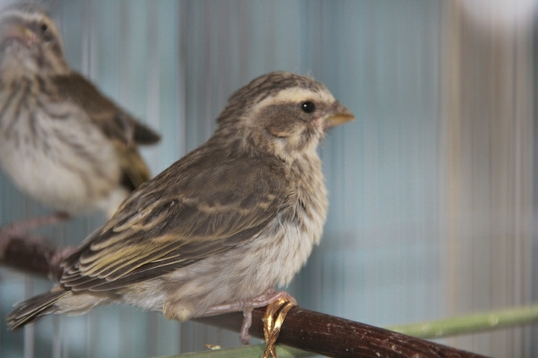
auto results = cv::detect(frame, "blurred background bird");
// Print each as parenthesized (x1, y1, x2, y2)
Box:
(0, 3, 160, 233)
(7, 71, 354, 344)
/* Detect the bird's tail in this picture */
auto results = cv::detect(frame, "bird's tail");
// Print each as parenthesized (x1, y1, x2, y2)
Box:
(7, 289, 71, 330)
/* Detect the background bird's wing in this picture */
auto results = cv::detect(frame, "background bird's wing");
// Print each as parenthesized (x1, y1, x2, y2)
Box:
(53, 73, 161, 189)
(53, 73, 161, 145)
(60, 153, 289, 292)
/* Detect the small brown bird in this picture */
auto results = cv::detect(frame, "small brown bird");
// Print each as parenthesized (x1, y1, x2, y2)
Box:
(0, 3, 160, 227)
(7, 71, 354, 343)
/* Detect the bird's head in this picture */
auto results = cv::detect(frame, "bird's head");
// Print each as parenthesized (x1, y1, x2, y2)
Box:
(0, 3, 68, 77)
(215, 72, 354, 161)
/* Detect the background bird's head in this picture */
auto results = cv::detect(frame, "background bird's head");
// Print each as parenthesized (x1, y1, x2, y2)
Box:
(215, 71, 354, 161)
(0, 3, 68, 78)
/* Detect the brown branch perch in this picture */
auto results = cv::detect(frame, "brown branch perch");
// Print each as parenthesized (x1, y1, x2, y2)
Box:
(195, 309, 486, 358)
(0, 234, 61, 279)
(0, 233, 486, 358)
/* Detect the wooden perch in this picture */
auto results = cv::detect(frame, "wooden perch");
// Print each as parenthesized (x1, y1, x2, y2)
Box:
(0, 233, 60, 279)
(194, 308, 486, 357)
(0, 233, 486, 358)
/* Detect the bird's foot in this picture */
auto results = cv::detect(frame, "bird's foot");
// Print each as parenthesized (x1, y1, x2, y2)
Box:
(262, 297, 296, 358)
(202, 289, 296, 345)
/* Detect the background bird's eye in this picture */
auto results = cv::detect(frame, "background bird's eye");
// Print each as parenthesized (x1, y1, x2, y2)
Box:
(301, 101, 315, 113)
(40, 23, 48, 33)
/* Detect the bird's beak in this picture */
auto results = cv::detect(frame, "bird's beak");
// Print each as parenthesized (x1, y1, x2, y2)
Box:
(0, 22, 36, 45)
(323, 101, 355, 128)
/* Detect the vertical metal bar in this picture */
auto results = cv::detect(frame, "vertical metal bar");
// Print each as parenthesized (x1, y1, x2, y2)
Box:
(23, 277, 34, 358)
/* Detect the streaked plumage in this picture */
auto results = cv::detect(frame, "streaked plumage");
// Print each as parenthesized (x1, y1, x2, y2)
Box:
(0, 3, 160, 219)
(7, 71, 354, 343)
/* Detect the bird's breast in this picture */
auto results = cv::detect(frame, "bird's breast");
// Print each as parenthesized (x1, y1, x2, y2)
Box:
(251, 152, 329, 288)
(0, 78, 122, 214)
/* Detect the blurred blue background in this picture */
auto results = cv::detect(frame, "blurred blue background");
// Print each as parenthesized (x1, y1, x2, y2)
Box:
(0, 0, 536, 357)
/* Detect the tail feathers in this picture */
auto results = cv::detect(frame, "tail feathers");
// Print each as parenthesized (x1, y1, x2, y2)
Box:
(132, 120, 161, 145)
(7, 290, 71, 330)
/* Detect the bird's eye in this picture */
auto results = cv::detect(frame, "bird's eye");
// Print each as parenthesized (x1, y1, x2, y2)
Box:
(301, 101, 315, 113)
(40, 23, 48, 33)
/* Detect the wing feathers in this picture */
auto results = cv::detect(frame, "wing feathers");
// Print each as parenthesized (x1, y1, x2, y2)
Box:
(59, 153, 289, 293)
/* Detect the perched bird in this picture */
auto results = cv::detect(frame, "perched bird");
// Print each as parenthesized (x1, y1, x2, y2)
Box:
(0, 3, 160, 228)
(7, 71, 354, 343)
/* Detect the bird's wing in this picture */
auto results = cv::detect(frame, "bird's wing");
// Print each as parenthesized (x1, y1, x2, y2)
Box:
(53, 73, 161, 145)
(60, 153, 290, 292)
(53, 73, 161, 189)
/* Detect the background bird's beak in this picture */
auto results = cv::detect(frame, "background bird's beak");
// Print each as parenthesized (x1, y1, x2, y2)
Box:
(323, 101, 355, 128)
(0, 22, 36, 45)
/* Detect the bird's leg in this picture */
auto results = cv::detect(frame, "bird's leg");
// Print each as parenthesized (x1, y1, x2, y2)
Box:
(201, 289, 297, 344)
(241, 308, 254, 344)
(0, 211, 70, 237)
